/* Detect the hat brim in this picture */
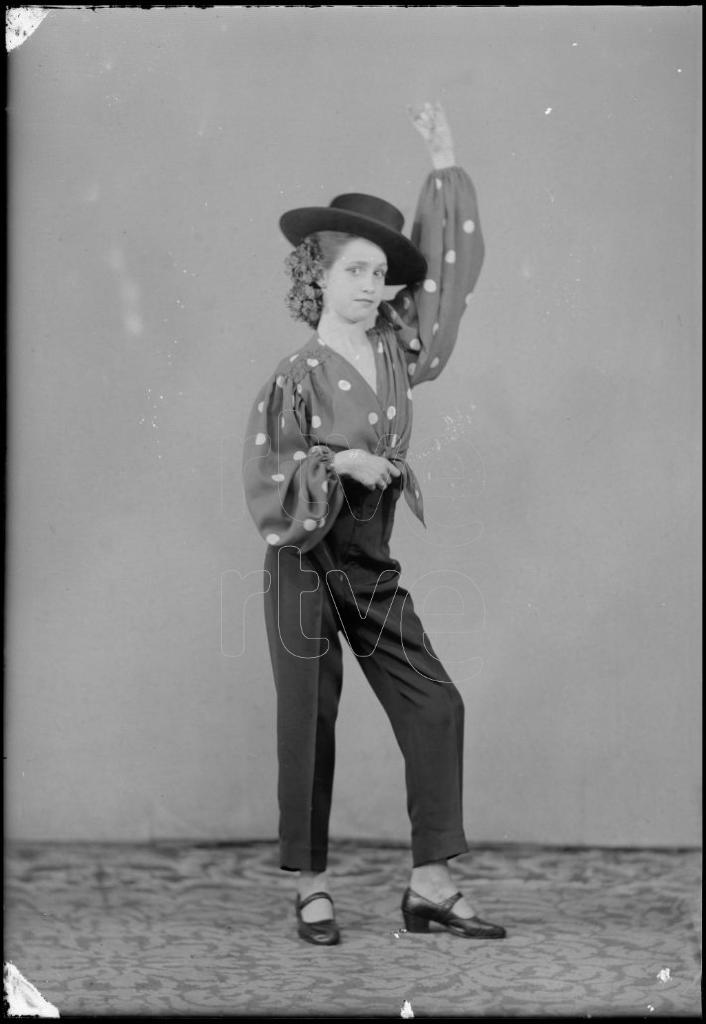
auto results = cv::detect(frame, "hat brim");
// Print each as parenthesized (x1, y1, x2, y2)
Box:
(279, 208, 427, 287)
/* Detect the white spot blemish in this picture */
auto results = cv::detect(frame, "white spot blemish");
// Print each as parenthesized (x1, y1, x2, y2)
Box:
(311, 414, 322, 428)
(368, 411, 379, 425)
(257, 401, 265, 412)
(430, 357, 440, 368)
(293, 450, 306, 461)
(435, 178, 442, 190)
(407, 388, 413, 400)
(545, 107, 552, 115)
(276, 375, 285, 387)
(338, 379, 351, 391)
(3, 962, 59, 1018)
(423, 279, 437, 293)
(444, 250, 456, 264)
(463, 219, 475, 234)
(321, 480, 328, 493)
(387, 405, 396, 419)
(6, 8, 50, 52)
(409, 338, 421, 351)
(390, 434, 398, 446)
(432, 322, 439, 335)
(401, 999, 414, 1019)
(272, 473, 285, 482)
(377, 341, 383, 353)
(408, 363, 417, 375)
(266, 533, 280, 545)
(657, 968, 671, 983)
(303, 518, 317, 531)
(465, 294, 472, 306)
(255, 433, 267, 446)
(280, 415, 286, 429)
(289, 353, 299, 362)
(306, 357, 319, 367)
(296, 383, 303, 393)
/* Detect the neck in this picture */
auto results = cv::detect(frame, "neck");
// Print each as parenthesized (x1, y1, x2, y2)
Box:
(317, 310, 372, 349)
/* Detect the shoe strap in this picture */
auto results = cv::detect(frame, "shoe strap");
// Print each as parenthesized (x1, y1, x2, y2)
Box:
(442, 891, 464, 912)
(297, 890, 334, 911)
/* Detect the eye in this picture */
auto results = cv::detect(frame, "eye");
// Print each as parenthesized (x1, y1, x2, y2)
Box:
(374, 269, 386, 278)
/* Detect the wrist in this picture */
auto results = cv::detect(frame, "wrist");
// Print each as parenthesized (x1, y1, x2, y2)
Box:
(431, 152, 456, 170)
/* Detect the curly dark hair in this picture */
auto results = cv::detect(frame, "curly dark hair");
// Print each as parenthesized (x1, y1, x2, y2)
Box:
(284, 231, 353, 328)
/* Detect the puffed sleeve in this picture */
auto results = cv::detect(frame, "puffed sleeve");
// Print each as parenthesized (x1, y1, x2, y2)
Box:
(384, 165, 484, 387)
(242, 368, 345, 552)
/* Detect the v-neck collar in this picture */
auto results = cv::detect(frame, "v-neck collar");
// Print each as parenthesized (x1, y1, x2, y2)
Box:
(315, 335, 382, 408)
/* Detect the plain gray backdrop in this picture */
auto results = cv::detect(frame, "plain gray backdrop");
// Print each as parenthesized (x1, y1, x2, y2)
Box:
(6, 6, 702, 845)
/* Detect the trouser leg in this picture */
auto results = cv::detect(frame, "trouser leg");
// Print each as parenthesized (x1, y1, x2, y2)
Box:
(328, 565, 468, 866)
(264, 545, 343, 872)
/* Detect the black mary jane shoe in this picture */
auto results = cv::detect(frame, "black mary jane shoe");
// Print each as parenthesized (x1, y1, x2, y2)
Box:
(401, 887, 506, 939)
(295, 891, 340, 946)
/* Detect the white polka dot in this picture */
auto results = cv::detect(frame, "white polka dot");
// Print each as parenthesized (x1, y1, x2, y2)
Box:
(423, 279, 437, 293)
(430, 357, 440, 368)
(321, 480, 328, 493)
(377, 341, 383, 353)
(266, 533, 280, 545)
(368, 411, 379, 425)
(407, 388, 413, 400)
(272, 473, 285, 482)
(435, 177, 442, 190)
(463, 219, 475, 234)
(293, 450, 306, 461)
(311, 414, 322, 429)
(408, 363, 417, 375)
(444, 250, 456, 264)
(409, 337, 421, 351)
(432, 322, 439, 335)
(257, 400, 265, 413)
(390, 434, 398, 446)
(276, 375, 285, 387)
(387, 405, 396, 420)
(297, 383, 303, 393)
(303, 518, 317, 532)
(289, 353, 299, 362)
(338, 379, 351, 391)
(255, 432, 267, 446)
(307, 357, 319, 367)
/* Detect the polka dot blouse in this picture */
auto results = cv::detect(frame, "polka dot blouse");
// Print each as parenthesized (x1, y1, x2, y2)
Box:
(242, 166, 484, 553)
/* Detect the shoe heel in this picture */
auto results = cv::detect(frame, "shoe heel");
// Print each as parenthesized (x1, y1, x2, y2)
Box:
(402, 911, 430, 933)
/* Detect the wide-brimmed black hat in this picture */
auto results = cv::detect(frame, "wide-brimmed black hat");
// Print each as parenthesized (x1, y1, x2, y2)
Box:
(279, 193, 427, 286)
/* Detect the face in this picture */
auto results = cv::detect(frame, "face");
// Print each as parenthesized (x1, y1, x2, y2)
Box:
(320, 237, 388, 325)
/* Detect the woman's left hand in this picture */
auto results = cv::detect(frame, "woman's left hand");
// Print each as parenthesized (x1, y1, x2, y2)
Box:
(408, 100, 455, 170)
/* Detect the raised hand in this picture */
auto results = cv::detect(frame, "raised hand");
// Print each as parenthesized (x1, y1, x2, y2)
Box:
(408, 101, 455, 170)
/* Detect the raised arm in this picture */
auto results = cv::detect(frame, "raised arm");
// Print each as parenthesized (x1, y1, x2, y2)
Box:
(383, 102, 485, 387)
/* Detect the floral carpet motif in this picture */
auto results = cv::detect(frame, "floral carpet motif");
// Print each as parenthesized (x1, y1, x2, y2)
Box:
(4, 841, 702, 1018)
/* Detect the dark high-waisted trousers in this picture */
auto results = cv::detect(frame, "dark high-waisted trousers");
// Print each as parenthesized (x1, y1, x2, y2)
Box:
(263, 475, 468, 872)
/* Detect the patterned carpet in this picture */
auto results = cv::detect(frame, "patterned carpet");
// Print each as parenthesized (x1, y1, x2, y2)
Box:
(4, 840, 702, 1018)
